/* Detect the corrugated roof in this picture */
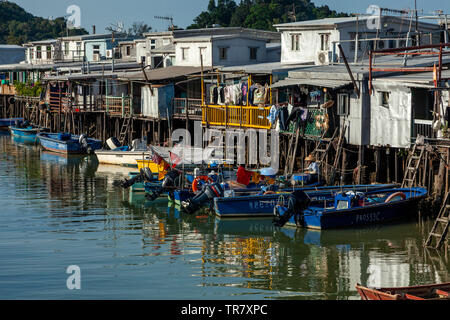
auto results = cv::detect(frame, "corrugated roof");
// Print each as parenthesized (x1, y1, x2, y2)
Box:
(118, 65, 213, 81)
(275, 16, 439, 29)
(271, 78, 352, 89)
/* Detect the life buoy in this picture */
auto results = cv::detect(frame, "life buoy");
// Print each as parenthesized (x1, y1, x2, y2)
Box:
(385, 192, 406, 203)
(192, 176, 214, 193)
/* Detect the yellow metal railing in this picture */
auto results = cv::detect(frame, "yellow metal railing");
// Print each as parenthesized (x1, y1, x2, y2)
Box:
(202, 105, 271, 129)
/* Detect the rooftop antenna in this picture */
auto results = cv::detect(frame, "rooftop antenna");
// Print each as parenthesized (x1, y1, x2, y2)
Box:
(288, 3, 296, 22)
(154, 15, 174, 31)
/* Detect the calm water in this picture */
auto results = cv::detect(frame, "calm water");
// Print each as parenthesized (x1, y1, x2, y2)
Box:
(0, 133, 449, 300)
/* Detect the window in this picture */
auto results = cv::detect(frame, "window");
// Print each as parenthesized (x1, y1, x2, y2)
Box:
(291, 34, 300, 51)
(93, 45, 100, 55)
(199, 47, 207, 62)
(64, 42, 69, 55)
(249, 47, 258, 60)
(150, 39, 156, 50)
(320, 33, 330, 51)
(380, 91, 390, 107)
(163, 38, 170, 45)
(181, 47, 189, 60)
(46, 46, 52, 59)
(337, 93, 350, 115)
(36, 46, 42, 59)
(76, 42, 82, 56)
(126, 46, 131, 56)
(219, 47, 228, 60)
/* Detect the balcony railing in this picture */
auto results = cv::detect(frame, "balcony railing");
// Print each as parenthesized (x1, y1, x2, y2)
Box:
(173, 98, 203, 118)
(202, 105, 272, 129)
(413, 119, 433, 139)
(102, 95, 132, 116)
(0, 84, 16, 95)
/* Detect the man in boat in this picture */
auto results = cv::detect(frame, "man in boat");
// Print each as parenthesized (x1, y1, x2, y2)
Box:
(298, 154, 321, 185)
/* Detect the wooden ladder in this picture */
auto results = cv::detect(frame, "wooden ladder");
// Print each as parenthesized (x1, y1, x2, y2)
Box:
(119, 116, 132, 145)
(30, 106, 37, 124)
(285, 125, 301, 175)
(328, 123, 347, 185)
(312, 127, 338, 164)
(401, 143, 425, 188)
(424, 192, 450, 250)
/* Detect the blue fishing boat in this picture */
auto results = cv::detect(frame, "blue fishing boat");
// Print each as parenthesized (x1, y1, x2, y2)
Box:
(9, 124, 49, 143)
(273, 187, 428, 230)
(37, 132, 103, 155)
(213, 184, 398, 218)
(0, 118, 23, 131)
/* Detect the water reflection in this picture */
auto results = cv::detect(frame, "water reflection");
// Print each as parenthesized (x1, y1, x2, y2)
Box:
(0, 134, 449, 300)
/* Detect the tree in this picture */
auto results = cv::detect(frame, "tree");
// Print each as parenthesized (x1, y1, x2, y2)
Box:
(188, 0, 348, 31)
(128, 22, 152, 37)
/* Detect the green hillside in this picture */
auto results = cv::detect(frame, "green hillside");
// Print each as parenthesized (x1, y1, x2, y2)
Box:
(188, 0, 348, 31)
(0, 1, 88, 45)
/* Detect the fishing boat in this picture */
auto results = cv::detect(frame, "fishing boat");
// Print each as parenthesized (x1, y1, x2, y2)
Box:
(37, 132, 103, 155)
(94, 137, 150, 167)
(0, 118, 23, 131)
(9, 123, 49, 143)
(214, 184, 398, 218)
(274, 187, 427, 230)
(356, 282, 450, 300)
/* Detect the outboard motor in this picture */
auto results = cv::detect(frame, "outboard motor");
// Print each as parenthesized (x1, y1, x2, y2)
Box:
(181, 182, 223, 215)
(79, 134, 93, 154)
(117, 167, 154, 189)
(273, 190, 311, 228)
(161, 170, 180, 189)
(145, 170, 181, 201)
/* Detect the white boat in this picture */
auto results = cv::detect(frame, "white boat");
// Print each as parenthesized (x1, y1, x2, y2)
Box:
(94, 149, 150, 167)
(94, 137, 151, 167)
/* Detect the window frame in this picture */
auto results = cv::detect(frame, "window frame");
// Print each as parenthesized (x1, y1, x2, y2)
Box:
(320, 33, 330, 51)
(380, 91, 390, 108)
(290, 33, 300, 51)
(337, 93, 350, 116)
(249, 47, 258, 60)
(219, 47, 228, 60)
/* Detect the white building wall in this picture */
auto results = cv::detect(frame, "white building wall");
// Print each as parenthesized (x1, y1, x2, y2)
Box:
(280, 29, 340, 64)
(212, 38, 268, 67)
(175, 41, 212, 67)
(370, 83, 412, 148)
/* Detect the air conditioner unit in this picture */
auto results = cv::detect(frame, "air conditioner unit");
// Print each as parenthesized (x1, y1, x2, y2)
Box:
(316, 51, 330, 66)
(106, 50, 113, 58)
(92, 53, 100, 61)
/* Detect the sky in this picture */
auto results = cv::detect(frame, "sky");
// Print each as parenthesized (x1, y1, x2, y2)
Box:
(11, 0, 450, 34)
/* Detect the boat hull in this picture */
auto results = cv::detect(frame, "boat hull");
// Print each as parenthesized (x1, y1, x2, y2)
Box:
(95, 150, 149, 167)
(38, 133, 103, 155)
(0, 118, 23, 131)
(356, 282, 450, 300)
(9, 126, 49, 142)
(287, 188, 427, 230)
(214, 184, 399, 218)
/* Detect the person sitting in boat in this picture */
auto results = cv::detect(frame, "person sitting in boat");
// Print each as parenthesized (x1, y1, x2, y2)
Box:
(304, 155, 319, 174)
(301, 154, 321, 184)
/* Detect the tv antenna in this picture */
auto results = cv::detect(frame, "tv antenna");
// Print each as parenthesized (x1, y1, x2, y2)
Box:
(154, 15, 174, 31)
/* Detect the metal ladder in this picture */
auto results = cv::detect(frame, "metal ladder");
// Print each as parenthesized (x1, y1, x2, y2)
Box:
(401, 142, 425, 188)
(424, 192, 450, 250)
(119, 116, 132, 145)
